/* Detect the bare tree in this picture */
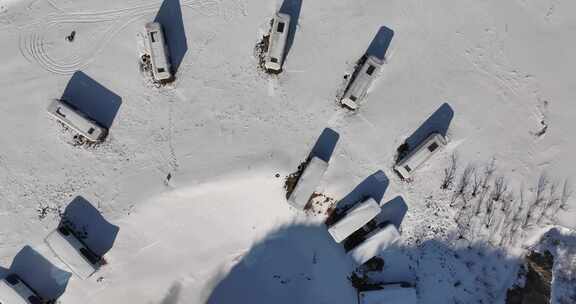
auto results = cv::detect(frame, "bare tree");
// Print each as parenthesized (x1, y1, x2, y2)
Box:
(491, 176, 508, 202)
(537, 180, 559, 225)
(471, 170, 483, 197)
(459, 165, 475, 196)
(441, 153, 458, 190)
(526, 173, 549, 227)
(485, 197, 499, 228)
(474, 158, 496, 215)
(535, 173, 549, 206)
(451, 164, 475, 206)
(560, 179, 573, 211)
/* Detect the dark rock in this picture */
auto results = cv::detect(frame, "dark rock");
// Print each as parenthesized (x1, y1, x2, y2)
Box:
(506, 251, 553, 304)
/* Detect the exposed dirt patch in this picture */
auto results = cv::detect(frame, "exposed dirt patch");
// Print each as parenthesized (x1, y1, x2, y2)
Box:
(304, 192, 337, 217)
(283, 158, 310, 199)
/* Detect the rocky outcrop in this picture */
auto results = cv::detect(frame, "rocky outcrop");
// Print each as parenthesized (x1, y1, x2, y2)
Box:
(506, 251, 554, 304)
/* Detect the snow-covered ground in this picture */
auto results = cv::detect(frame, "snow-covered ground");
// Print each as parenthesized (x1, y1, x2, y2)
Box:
(0, 0, 575, 303)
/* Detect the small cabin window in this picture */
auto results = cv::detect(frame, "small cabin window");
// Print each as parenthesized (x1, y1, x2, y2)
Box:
(366, 65, 375, 75)
(277, 22, 285, 33)
(427, 142, 439, 152)
(404, 165, 412, 172)
(349, 95, 357, 101)
(158, 68, 165, 73)
(150, 32, 158, 42)
(88, 127, 95, 135)
(270, 57, 278, 63)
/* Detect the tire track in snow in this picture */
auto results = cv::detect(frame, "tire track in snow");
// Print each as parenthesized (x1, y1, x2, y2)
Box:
(18, 0, 226, 75)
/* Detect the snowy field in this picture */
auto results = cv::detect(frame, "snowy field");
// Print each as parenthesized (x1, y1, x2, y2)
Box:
(0, 0, 575, 303)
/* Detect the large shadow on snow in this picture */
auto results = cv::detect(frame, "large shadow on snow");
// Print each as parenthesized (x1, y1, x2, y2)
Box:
(60, 71, 122, 129)
(357, 239, 521, 303)
(326, 170, 389, 226)
(396, 102, 454, 162)
(206, 226, 521, 304)
(58, 196, 120, 257)
(365, 26, 395, 60)
(207, 224, 357, 304)
(279, 0, 303, 61)
(159, 282, 182, 304)
(7, 246, 71, 301)
(155, 0, 188, 75)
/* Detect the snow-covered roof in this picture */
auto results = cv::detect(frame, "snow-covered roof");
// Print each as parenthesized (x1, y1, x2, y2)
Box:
(349, 224, 400, 265)
(47, 99, 106, 142)
(265, 13, 290, 71)
(328, 198, 381, 243)
(394, 133, 446, 179)
(45, 229, 99, 279)
(288, 156, 328, 210)
(359, 286, 417, 304)
(0, 279, 29, 304)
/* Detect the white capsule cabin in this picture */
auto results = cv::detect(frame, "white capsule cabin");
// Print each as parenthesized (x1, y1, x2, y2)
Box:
(45, 226, 102, 279)
(265, 13, 291, 71)
(328, 198, 381, 243)
(288, 156, 328, 210)
(348, 224, 400, 265)
(47, 99, 107, 142)
(0, 274, 45, 304)
(394, 133, 447, 180)
(341, 56, 383, 110)
(145, 22, 172, 81)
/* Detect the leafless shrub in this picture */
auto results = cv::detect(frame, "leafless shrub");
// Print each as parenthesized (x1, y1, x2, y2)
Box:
(441, 153, 458, 190)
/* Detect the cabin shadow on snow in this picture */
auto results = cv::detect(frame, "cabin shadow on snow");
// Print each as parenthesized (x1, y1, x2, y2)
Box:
(279, 0, 302, 60)
(59, 196, 120, 257)
(155, 0, 188, 74)
(309, 127, 340, 162)
(8, 246, 71, 300)
(366, 26, 394, 60)
(397, 102, 454, 161)
(206, 224, 357, 304)
(376, 196, 408, 229)
(61, 71, 122, 129)
(326, 171, 389, 227)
